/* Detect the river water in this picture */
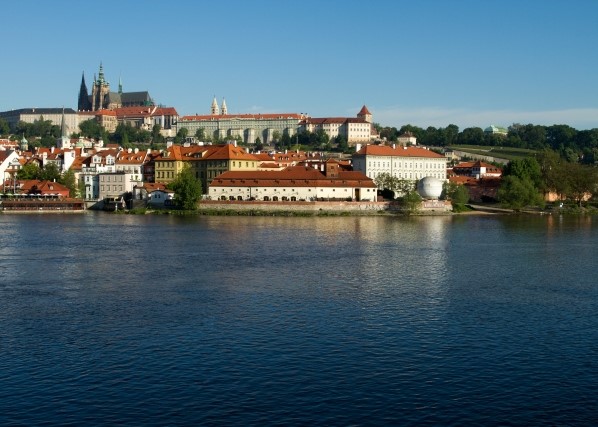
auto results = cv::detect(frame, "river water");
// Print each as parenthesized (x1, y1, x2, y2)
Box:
(1, 213, 596, 425)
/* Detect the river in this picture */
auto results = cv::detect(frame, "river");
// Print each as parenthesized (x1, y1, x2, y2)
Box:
(1, 213, 596, 425)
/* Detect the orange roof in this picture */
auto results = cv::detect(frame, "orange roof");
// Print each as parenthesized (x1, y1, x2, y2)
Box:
(115, 106, 178, 118)
(358, 105, 371, 115)
(19, 180, 70, 195)
(136, 182, 167, 192)
(117, 150, 149, 164)
(79, 109, 117, 117)
(355, 144, 445, 159)
(203, 144, 259, 161)
(211, 166, 376, 188)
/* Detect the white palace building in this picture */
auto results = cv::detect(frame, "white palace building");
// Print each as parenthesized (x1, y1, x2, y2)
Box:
(176, 98, 375, 146)
(352, 144, 448, 182)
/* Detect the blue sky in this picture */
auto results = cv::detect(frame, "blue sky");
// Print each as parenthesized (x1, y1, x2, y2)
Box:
(2, 0, 597, 130)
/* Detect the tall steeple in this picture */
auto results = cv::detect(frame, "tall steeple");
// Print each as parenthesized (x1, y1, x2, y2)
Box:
(118, 76, 123, 94)
(211, 96, 220, 115)
(221, 98, 228, 115)
(78, 72, 90, 111)
(58, 107, 71, 149)
(91, 62, 110, 111)
(98, 62, 106, 84)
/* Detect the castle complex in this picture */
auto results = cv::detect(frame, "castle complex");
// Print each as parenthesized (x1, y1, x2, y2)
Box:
(177, 98, 375, 146)
(77, 63, 154, 111)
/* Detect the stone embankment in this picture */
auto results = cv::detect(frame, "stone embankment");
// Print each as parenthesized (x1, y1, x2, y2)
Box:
(198, 200, 452, 214)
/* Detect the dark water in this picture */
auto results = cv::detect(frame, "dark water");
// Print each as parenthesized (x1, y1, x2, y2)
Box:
(1, 213, 597, 426)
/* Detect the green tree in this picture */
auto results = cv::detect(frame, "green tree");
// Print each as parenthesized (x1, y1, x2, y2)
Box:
(15, 121, 33, 138)
(194, 127, 205, 141)
(39, 163, 62, 182)
(443, 124, 460, 146)
(536, 149, 567, 197)
(138, 129, 152, 144)
(402, 190, 422, 215)
(315, 128, 329, 149)
(59, 169, 78, 198)
(152, 124, 165, 145)
(169, 166, 202, 210)
(335, 135, 349, 152)
(79, 119, 104, 139)
(562, 162, 597, 207)
(497, 175, 542, 210)
(17, 163, 41, 180)
(503, 157, 543, 189)
(121, 132, 130, 148)
(174, 127, 189, 144)
(442, 181, 469, 204)
(0, 118, 9, 136)
(456, 127, 485, 145)
(374, 173, 415, 199)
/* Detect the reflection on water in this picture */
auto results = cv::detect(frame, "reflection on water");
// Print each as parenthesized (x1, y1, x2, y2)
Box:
(0, 213, 597, 425)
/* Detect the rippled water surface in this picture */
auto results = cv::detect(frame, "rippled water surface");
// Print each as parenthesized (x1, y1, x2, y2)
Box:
(1, 213, 597, 425)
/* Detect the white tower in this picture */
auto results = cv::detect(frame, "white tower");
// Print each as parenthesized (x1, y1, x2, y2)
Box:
(211, 96, 220, 115)
(221, 98, 228, 115)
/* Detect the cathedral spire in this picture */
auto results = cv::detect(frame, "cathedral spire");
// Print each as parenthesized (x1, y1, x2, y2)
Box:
(211, 96, 220, 115)
(61, 107, 67, 138)
(118, 75, 123, 94)
(57, 107, 71, 149)
(98, 62, 105, 84)
(78, 71, 90, 111)
(221, 98, 228, 115)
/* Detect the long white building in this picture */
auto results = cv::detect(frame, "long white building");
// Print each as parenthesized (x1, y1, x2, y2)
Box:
(352, 144, 447, 182)
(208, 162, 378, 202)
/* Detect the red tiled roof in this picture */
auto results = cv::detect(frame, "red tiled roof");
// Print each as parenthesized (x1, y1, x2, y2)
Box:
(117, 150, 149, 164)
(355, 144, 445, 159)
(19, 180, 70, 196)
(115, 106, 178, 118)
(211, 166, 376, 188)
(180, 113, 304, 121)
(136, 182, 167, 192)
(358, 105, 371, 115)
(204, 144, 260, 161)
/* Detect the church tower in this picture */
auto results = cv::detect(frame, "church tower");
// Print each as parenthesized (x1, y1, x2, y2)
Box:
(221, 98, 228, 115)
(91, 63, 110, 111)
(78, 72, 91, 111)
(57, 108, 71, 149)
(211, 96, 220, 115)
(357, 105, 372, 123)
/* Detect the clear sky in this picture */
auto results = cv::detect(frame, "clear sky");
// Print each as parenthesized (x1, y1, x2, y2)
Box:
(2, 0, 597, 130)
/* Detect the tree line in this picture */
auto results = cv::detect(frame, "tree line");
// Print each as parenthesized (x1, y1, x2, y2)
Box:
(498, 150, 597, 209)
(376, 123, 598, 164)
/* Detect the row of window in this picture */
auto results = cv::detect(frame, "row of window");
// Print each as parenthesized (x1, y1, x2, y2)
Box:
(370, 172, 445, 180)
(217, 188, 372, 193)
(100, 185, 124, 192)
(368, 161, 445, 169)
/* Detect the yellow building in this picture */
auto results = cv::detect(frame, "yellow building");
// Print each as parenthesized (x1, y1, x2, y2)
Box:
(154, 143, 260, 192)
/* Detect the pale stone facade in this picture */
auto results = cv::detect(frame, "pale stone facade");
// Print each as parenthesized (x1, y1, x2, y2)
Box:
(352, 144, 447, 183)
